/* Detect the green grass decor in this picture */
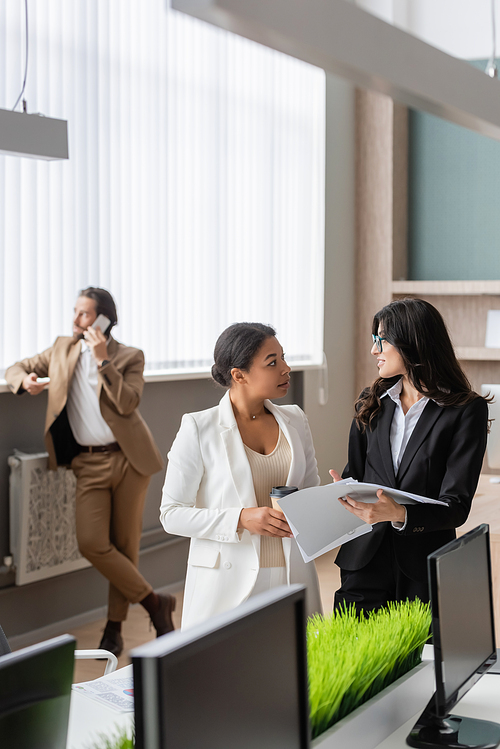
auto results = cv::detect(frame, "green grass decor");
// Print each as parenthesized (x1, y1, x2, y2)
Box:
(88, 727, 134, 749)
(307, 600, 431, 739)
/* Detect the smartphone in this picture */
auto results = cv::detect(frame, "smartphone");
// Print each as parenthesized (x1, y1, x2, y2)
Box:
(92, 314, 111, 334)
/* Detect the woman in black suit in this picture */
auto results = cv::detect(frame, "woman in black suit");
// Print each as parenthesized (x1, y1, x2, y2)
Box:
(330, 298, 489, 614)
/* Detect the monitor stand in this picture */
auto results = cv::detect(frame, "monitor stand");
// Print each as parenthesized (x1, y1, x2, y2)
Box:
(407, 699, 500, 749)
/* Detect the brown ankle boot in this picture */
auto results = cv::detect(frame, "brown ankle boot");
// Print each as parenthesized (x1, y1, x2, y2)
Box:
(98, 624, 124, 657)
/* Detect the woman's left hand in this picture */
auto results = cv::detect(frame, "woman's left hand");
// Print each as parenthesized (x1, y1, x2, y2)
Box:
(338, 488, 406, 525)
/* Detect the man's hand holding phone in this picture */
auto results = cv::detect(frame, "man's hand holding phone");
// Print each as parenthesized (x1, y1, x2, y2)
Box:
(84, 314, 111, 365)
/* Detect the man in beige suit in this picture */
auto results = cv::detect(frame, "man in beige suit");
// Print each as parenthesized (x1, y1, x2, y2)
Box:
(6, 287, 175, 656)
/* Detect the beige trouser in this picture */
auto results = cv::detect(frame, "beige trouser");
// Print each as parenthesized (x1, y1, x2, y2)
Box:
(71, 450, 153, 621)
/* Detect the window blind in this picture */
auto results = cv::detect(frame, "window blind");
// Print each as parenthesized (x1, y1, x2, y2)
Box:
(0, 0, 325, 376)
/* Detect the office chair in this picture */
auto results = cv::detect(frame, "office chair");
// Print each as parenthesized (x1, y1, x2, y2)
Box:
(0, 624, 118, 675)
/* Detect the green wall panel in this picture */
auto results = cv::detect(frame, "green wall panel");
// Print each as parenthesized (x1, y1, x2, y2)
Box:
(408, 60, 500, 280)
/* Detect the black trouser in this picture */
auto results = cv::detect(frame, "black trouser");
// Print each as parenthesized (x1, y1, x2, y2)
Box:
(334, 527, 429, 616)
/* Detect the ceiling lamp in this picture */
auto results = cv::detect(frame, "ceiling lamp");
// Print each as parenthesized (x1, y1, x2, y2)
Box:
(0, 108, 68, 160)
(0, 0, 68, 160)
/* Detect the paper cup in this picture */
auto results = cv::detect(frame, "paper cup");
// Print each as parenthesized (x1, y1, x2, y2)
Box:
(269, 485, 298, 511)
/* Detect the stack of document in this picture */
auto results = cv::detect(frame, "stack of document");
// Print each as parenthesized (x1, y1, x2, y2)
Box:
(277, 478, 446, 563)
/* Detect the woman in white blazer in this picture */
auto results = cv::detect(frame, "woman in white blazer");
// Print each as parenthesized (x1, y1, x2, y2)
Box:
(160, 322, 323, 629)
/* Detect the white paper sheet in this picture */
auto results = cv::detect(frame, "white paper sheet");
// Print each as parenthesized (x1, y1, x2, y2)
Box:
(72, 673, 134, 713)
(278, 479, 447, 563)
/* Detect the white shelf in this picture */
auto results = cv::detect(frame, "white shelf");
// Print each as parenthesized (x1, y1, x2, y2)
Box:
(455, 347, 500, 361)
(392, 280, 500, 296)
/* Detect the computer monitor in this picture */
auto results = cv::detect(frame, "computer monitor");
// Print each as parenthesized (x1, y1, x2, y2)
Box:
(0, 633, 75, 749)
(132, 584, 309, 749)
(481, 384, 500, 471)
(407, 524, 500, 749)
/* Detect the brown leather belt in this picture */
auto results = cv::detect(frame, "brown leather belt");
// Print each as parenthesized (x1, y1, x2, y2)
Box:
(78, 442, 121, 454)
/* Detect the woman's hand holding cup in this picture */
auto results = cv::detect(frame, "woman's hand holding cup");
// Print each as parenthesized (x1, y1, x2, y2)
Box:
(238, 507, 293, 537)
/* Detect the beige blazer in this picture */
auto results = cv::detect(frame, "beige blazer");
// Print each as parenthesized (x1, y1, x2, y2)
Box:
(160, 390, 322, 629)
(5, 336, 163, 477)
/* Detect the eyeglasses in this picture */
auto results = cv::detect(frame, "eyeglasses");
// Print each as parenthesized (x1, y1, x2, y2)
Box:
(372, 334, 387, 353)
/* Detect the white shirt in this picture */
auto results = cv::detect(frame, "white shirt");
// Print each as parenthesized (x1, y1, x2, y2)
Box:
(385, 378, 430, 473)
(382, 378, 430, 530)
(66, 340, 116, 446)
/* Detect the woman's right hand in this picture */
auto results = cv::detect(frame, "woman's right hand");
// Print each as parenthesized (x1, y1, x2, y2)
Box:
(238, 507, 293, 538)
(329, 469, 342, 482)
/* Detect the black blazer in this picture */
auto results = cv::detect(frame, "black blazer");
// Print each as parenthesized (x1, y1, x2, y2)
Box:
(335, 393, 489, 581)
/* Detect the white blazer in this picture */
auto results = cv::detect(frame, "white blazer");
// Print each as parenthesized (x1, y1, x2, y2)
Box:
(160, 390, 323, 629)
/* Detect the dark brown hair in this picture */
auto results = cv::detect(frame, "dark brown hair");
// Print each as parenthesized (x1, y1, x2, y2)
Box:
(356, 298, 484, 430)
(212, 322, 276, 388)
(79, 287, 117, 334)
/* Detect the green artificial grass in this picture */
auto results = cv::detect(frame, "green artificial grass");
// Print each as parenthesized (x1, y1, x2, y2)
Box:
(88, 727, 134, 749)
(307, 599, 431, 739)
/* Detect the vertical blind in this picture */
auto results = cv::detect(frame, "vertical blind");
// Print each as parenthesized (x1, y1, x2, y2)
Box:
(0, 0, 325, 376)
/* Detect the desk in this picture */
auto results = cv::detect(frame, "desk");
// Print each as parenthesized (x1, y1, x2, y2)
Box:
(67, 666, 134, 749)
(67, 663, 500, 749)
(376, 672, 500, 748)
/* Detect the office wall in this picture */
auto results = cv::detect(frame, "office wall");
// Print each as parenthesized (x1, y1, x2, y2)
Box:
(394, 4, 500, 283)
(408, 111, 500, 279)
(407, 57, 500, 281)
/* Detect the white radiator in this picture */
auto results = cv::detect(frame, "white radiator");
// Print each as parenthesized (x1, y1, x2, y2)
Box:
(8, 451, 90, 585)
